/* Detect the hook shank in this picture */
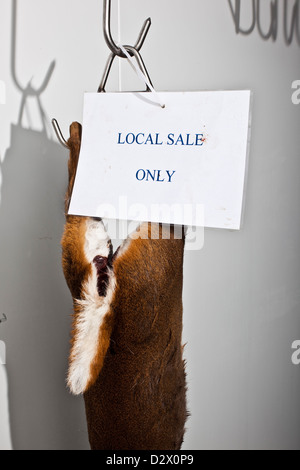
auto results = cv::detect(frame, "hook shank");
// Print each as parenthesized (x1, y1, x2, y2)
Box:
(52, 119, 69, 149)
(103, 0, 151, 57)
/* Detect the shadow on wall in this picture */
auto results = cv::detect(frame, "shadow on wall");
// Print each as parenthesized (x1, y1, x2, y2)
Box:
(0, 0, 89, 450)
(0, 121, 89, 450)
(228, 0, 300, 45)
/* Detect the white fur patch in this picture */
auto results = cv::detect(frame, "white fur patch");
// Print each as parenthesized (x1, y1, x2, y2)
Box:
(84, 218, 111, 262)
(67, 218, 115, 395)
(115, 235, 132, 260)
(68, 266, 116, 395)
(67, 218, 141, 395)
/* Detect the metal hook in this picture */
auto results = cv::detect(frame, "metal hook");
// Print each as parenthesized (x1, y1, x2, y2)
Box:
(103, 0, 151, 58)
(51, 119, 69, 149)
(99, 1, 154, 92)
(0, 314, 7, 324)
(53, 0, 154, 147)
(98, 46, 153, 93)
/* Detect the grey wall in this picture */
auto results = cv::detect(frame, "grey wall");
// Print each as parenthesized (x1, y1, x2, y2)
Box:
(0, 0, 299, 450)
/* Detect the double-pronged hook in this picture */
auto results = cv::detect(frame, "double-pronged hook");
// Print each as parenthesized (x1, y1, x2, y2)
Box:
(52, 0, 154, 148)
(103, 0, 151, 58)
(98, 0, 153, 92)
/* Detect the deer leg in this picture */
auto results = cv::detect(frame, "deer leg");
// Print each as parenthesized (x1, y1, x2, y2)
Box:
(61, 123, 115, 395)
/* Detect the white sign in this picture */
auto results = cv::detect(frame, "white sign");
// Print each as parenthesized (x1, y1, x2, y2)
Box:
(69, 91, 252, 229)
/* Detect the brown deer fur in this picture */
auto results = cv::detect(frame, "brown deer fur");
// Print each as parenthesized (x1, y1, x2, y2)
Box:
(61, 122, 188, 450)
